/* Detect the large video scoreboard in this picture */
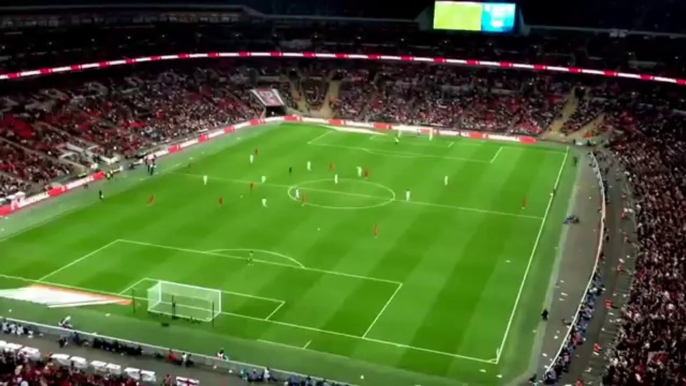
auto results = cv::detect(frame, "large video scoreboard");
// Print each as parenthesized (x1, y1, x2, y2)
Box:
(433, 1, 516, 33)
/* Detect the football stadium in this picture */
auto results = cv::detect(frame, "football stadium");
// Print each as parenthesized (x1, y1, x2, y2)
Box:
(1, 117, 575, 385)
(0, 0, 682, 385)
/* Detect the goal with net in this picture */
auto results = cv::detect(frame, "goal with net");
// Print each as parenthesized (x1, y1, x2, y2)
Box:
(146, 280, 221, 322)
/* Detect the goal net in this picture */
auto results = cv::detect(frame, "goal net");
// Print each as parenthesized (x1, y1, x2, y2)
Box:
(146, 281, 221, 322)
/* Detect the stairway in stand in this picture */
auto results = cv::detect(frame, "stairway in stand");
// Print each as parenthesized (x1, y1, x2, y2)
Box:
(540, 91, 578, 141)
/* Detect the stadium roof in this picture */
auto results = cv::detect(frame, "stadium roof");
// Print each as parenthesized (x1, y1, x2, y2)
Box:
(0, 0, 434, 19)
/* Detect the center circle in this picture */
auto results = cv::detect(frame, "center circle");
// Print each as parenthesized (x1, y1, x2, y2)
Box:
(287, 178, 396, 210)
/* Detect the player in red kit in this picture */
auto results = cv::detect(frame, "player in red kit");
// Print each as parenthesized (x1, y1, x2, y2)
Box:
(250, 182, 255, 194)
(254, 148, 259, 156)
(301, 194, 307, 206)
(363, 170, 369, 179)
(147, 194, 155, 205)
(219, 197, 224, 206)
(522, 197, 528, 209)
(328, 162, 334, 171)
(373, 223, 378, 238)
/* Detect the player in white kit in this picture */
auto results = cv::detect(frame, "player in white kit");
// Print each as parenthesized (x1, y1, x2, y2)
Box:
(307, 161, 312, 171)
(357, 166, 362, 177)
(405, 189, 411, 201)
(203, 175, 208, 185)
(444, 176, 448, 186)
(250, 154, 254, 164)
(295, 188, 300, 199)
(261, 175, 266, 183)
(261, 198, 268, 208)
(334, 174, 339, 184)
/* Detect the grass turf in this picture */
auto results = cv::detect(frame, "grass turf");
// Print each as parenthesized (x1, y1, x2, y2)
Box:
(0, 123, 575, 385)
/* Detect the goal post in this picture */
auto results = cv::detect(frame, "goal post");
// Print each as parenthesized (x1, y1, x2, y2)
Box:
(146, 280, 221, 322)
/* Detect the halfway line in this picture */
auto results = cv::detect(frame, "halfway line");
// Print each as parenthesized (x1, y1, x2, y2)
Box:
(178, 173, 543, 220)
(309, 143, 489, 163)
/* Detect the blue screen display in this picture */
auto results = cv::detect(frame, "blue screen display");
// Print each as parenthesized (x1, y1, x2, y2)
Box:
(480, 3, 516, 32)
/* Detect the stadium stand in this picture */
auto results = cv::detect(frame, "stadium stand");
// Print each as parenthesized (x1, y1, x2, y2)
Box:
(602, 108, 686, 386)
(1, 3, 686, 384)
(0, 174, 29, 198)
(0, 61, 583, 196)
(0, 341, 144, 386)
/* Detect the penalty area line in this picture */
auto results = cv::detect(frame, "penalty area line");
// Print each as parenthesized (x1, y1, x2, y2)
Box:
(495, 146, 569, 363)
(206, 248, 305, 268)
(490, 147, 504, 164)
(306, 130, 333, 145)
(265, 301, 286, 320)
(362, 283, 403, 338)
(118, 277, 149, 295)
(38, 240, 121, 281)
(0, 271, 494, 364)
(116, 238, 401, 285)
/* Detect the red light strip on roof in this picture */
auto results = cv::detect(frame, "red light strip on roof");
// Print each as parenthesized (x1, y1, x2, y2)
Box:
(1, 51, 685, 85)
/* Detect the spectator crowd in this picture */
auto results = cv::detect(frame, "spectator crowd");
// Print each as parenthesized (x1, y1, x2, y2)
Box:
(0, 65, 266, 196)
(545, 272, 605, 384)
(1, 318, 136, 386)
(0, 61, 577, 197)
(2, 30, 686, 385)
(0, 349, 141, 386)
(600, 106, 686, 386)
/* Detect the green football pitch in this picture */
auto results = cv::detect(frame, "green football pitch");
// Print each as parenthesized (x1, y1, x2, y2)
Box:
(0, 123, 576, 385)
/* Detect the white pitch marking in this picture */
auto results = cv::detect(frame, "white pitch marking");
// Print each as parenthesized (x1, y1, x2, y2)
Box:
(495, 146, 569, 363)
(117, 239, 401, 285)
(490, 147, 504, 164)
(307, 130, 333, 145)
(310, 142, 489, 163)
(362, 283, 403, 338)
(0, 271, 494, 364)
(179, 173, 543, 220)
(258, 339, 304, 350)
(265, 301, 285, 320)
(118, 277, 148, 295)
(206, 248, 305, 268)
(286, 179, 396, 211)
(0, 151, 214, 245)
(136, 277, 283, 305)
(38, 240, 120, 281)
